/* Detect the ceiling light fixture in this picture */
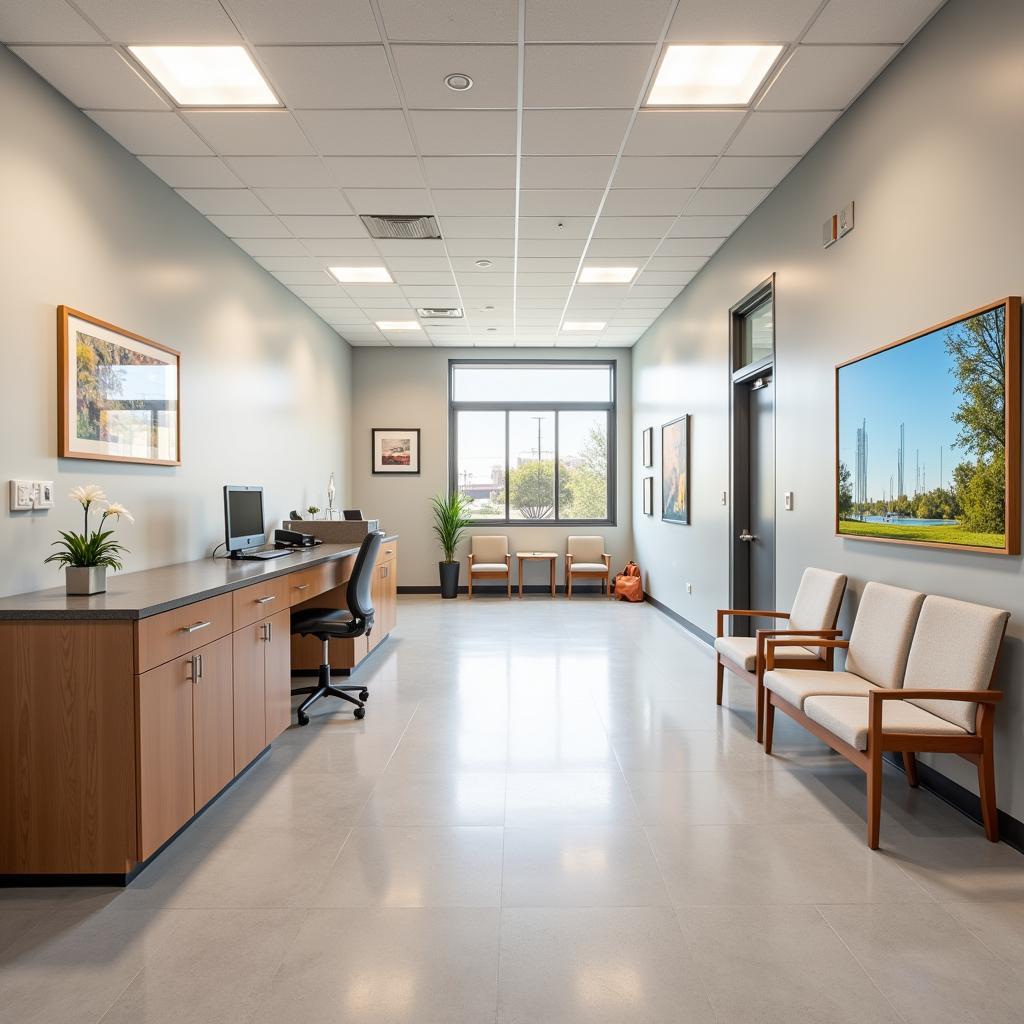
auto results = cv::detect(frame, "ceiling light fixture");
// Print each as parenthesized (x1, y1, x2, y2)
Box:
(646, 44, 783, 106)
(563, 321, 607, 332)
(474, 259, 493, 268)
(444, 72, 474, 92)
(578, 266, 637, 284)
(329, 266, 393, 283)
(375, 320, 421, 331)
(128, 46, 279, 106)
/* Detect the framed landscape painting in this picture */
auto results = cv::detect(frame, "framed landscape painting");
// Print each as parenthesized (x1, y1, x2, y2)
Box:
(662, 414, 689, 525)
(372, 427, 421, 475)
(835, 297, 1020, 554)
(58, 306, 180, 465)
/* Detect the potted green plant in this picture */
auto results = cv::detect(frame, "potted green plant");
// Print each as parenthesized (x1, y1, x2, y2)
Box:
(431, 491, 472, 599)
(45, 485, 133, 595)
(306, 504, 320, 520)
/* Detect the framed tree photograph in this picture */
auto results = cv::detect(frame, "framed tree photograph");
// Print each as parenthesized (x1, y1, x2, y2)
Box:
(372, 427, 421, 475)
(835, 296, 1020, 554)
(642, 475, 653, 515)
(58, 306, 180, 465)
(642, 426, 653, 468)
(662, 414, 689, 525)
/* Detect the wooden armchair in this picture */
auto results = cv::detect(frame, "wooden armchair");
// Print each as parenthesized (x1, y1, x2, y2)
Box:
(565, 536, 612, 598)
(714, 567, 847, 742)
(467, 535, 512, 598)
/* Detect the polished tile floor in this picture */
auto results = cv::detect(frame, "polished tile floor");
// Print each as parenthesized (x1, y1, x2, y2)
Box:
(3, 595, 1024, 1023)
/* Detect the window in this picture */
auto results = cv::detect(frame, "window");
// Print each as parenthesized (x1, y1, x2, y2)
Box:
(449, 361, 616, 525)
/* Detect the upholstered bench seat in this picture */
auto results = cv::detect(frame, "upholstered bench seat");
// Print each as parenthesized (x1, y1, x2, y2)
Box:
(472, 562, 508, 572)
(764, 668, 878, 709)
(570, 561, 610, 572)
(804, 694, 968, 751)
(716, 635, 819, 673)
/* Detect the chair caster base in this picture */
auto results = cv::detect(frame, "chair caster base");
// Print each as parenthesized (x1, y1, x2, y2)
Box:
(354, 706, 366, 719)
(297, 711, 309, 727)
(359, 688, 369, 701)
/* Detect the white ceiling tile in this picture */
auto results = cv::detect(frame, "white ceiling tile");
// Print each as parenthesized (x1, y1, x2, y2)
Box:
(255, 256, 323, 272)
(408, 110, 516, 155)
(602, 188, 692, 216)
(630, 285, 684, 298)
(86, 111, 211, 155)
(184, 111, 313, 156)
(226, 156, 335, 187)
(379, 0, 517, 42)
(728, 110, 840, 156)
(525, 44, 655, 108)
(343, 188, 432, 213)
(517, 217, 593, 239)
(635, 271, 696, 287)
(516, 238, 586, 257)
(321, 313, 371, 324)
(228, 0, 380, 43)
(140, 155, 242, 187)
(656, 235, 726, 256)
(613, 156, 715, 187)
(759, 45, 899, 111)
(233, 237, 308, 256)
(423, 156, 516, 188)
(439, 217, 515, 238)
(645, 256, 709, 272)
(207, 214, 289, 238)
(0, 0, 103, 42)
(391, 272, 456, 285)
(432, 190, 515, 216)
(515, 299, 566, 309)
(665, 0, 822, 42)
(704, 155, 799, 188)
(668, 215, 744, 237)
(303, 238, 380, 256)
(339, 284, 405, 299)
(518, 190, 603, 216)
(326, 156, 425, 188)
(686, 188, 769, 215)
(522, 109, 632, 155)
(295, 110, 415, 156)
(73, 0, 240, 42)
(255, 188, 351, 215)
(456, 272, 513, 286)
(516, 257, 583, 272)
(517, 273, 575, 286)
(375, 239, 449, 256)
(273, 270, 335, 285)
(521, 156, 615, 189)
(257, 46, 399, 107)
(279, 215, 367, 237)
(391, 45, 517, 109)
(625, 111, 744, 156)
(806, 0, 943, 43)
(301, 294, 361, 306)
(11, 46, 168, 109)
(389, 257, 459, 270)
(593, 216, 675, 238)
(400, 287, 460, 299)
(585, 238, 658, 257)
(525, 0, 672, 42)
(176, 188, 267, 215)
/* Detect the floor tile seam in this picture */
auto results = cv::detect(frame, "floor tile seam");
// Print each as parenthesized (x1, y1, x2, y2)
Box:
(238, 907, 314, 1024)
(929, 899, 1023, 969)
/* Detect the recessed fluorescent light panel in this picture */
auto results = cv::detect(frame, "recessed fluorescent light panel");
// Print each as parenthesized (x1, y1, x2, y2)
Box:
(647, 45, 782, 106)
(129, 46, 279, 107)
(578, 267, 637, 284)
(563, 321, 607, 332)
(329, 266, 393, 283)
(375, 321, 421, 331)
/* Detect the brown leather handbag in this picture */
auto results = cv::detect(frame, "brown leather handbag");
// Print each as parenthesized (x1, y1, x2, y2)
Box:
(614, 561, 643, 602)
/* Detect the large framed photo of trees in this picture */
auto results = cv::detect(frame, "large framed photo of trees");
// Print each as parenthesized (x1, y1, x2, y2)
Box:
(835, 297, 1020, 555)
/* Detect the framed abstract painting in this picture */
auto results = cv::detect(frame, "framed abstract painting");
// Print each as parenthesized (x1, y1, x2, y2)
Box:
(662, 414, 689, 525)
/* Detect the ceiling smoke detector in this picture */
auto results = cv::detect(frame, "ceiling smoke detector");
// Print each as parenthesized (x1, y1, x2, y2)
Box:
(359, 213, 441, 240)
(416, 306, 463, 319)
(474, 258, 493, 268)
(444, 72, 473, 92)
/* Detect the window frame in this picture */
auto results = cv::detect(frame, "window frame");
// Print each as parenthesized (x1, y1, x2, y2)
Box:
(448, 359, 617, 527)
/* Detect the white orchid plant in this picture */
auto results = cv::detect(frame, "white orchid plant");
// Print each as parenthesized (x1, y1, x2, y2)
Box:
(44, 485, 134, 572)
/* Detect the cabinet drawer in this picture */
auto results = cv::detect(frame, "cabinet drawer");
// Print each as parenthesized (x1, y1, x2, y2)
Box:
(136, 594, 233, 674)
(288, 561, 346, 607)
(378, 540, 397, 564)
(232, 575, 292, 629)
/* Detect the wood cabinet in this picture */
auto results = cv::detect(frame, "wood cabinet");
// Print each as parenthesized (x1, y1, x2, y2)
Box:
(232, 575, 290, 630)
(192, 634, 235, 812)
(136, 593, 232, 674)
(264, 608, 292, 744)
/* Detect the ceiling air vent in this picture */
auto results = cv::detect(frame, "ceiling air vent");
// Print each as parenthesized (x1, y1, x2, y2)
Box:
(359, 213, 441, 240)
(416, 306, 463, 319)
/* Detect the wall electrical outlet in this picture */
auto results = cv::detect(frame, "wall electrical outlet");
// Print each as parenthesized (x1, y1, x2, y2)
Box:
(721, 491, 727, 505)
(10, 480, 35, 511)
(686, 583, 693, 594)
(784, 491, 793, 511)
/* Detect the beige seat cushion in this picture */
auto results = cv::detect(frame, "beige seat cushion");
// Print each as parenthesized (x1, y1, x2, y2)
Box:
(788, 567, 847, 657)
(804, 695, 967, 751)
(765, 669, 877, 710)
(715, 635, 819, 674)
(471, 535, 508, 563)
(844, 582, 925, 689)
(569, 561, 609, 573)
(902, 595, 1009, 733)
(471, 562, 508, 572)
(567, 536, 604, 563)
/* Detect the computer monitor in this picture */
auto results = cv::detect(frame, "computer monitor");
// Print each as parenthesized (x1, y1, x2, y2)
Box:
(224, 485, 266, 556)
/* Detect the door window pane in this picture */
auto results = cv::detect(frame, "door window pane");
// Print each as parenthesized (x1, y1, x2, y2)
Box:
(558, 411, 608, 521)
(456, 410, 505, 519)
(509, 411, 555, 520)
(740, 298, 773, 367)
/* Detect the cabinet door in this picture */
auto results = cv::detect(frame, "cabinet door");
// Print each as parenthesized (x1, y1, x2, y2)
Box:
(385, 558, 398, 635)
(192, 634, 235, 811)
(264, 608, 292, 743)
(232, 623, 267, 774)
(368, 562, 387, 650)
(137, 656, 195, 860)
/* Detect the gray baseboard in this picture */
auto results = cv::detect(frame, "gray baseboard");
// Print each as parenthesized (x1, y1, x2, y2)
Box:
(643, 591, 715, 645)
(397, 584, 605, 595)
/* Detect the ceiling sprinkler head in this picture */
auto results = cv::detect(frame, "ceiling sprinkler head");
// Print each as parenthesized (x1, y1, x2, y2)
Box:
(444, 72, 473, 92)
(474, 258, 493, 268)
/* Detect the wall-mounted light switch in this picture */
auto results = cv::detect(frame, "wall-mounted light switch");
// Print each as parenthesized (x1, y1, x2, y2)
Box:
(784, 491, 793, 511)
(35, 481, 54, 508)
(10, 480, 34, 511)
(721, 491, 727, 505)
(686, 583, 693, 594)
(838, 202, 855, 237)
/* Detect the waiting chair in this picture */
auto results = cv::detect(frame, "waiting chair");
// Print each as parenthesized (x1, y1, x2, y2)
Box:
(765, 590, 1009, 848)
(290, 530, 382, 725)
(468, 535, 511, 598)
(715, 567, 847, 743)
(565, 536, 611, 598)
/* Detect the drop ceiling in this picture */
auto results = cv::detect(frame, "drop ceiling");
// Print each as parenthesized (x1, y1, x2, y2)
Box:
(1, 0, 944, 348)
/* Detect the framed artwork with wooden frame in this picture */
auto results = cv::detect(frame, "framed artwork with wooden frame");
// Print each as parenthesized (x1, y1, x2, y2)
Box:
(642, 426, 653, 468)
(372, 427, 421, 475)
(835, 296, 1020, 555)
(661, 414, 690, 525)
(58, 306, 181, 466)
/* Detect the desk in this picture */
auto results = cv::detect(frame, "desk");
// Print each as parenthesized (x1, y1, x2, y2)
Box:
(516, 551, 557, 598)
(0, 537, 397, 883)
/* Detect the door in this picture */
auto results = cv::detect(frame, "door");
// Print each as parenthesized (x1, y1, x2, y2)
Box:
(264, 608, 292, 743)
(745, 378, 776, 615)
(232, 622, 267, 773)
(192, 634, 235, 811)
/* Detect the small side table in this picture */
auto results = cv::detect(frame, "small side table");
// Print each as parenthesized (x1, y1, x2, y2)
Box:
(516, 551, 557, 598)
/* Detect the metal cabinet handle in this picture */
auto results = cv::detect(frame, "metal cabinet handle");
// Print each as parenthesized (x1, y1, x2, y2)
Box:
(256, 595, 277, 604)
(181, 620, 211, 634)
(196, 653, 203, 680)
(267, 620, 273, 643)
(187, 654, 198, 683)
(294, 583, 310, 591)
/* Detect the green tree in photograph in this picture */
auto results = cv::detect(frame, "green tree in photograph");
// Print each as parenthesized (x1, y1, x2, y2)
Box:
(838, 461, 853, 518)
(509, 459, 555, 518)
(954, 459, 1005, 534)
(559, 424, 608, 519)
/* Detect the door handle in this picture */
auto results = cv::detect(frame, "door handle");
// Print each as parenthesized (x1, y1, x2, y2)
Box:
(739, 529, 757, 543)
(180, 620, 211, 634)
(256, 595, 277, 604)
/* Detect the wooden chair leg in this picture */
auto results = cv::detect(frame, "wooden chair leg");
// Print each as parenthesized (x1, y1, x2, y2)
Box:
(867, 748, 883, 849)
(468, 572, 473, 599)
(978, 743, 999, 842)
(507, 575, 511, 599)
(755, 676, 765, 745)
(763, 695, 776, 755)
(567, 574, 572, 599)
(902, 752, 919, 788)
(715, 658, 724, 705)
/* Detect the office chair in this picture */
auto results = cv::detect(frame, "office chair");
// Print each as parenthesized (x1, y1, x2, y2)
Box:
(290, 530, 383, 725)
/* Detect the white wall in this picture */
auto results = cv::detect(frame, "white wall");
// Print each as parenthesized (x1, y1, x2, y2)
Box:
(351, 346, 633, 587)
(632, 0, 1024, 818)
(0, 46, 353, 597)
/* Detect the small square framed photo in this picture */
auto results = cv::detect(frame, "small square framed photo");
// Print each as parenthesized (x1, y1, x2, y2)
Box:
(642, 475, 653, 515)
(372, 428, 421, 475)
(642, 426, 653, 468)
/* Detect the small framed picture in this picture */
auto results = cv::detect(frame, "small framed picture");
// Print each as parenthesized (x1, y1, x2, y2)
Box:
(642, 476, 653, 515)
(642, 426, 653, 468)
(372, 427, 421, 475)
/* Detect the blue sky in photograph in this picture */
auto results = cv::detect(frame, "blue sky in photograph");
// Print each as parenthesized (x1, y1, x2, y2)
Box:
(839, 323, 962, 499)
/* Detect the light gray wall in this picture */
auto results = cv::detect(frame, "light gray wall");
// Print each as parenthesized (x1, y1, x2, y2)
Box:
(632, 0, 1024, 817)
(351, 346, 632, 587)
(0, 46, 353, 597)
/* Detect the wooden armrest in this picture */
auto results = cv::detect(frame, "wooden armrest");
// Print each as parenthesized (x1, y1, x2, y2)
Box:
(716, 608, 789, 637)
(765, 637, 848, 670)
(468, 553, 476, 565)
(869, 689, 1003, 704)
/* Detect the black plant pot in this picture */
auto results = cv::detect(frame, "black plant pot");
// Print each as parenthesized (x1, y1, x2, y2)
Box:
(439, 560, 460, 599)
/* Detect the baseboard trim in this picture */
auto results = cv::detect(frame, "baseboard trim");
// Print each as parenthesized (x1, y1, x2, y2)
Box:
(643, 591, 715, 645)
(398, 584, 604, 596)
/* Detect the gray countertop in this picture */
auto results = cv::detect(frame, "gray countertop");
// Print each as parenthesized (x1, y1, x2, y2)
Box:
(0, 537, 398, 621)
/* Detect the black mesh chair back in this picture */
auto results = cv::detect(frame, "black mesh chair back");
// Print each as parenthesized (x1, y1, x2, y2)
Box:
(348, 530, 383, 624)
